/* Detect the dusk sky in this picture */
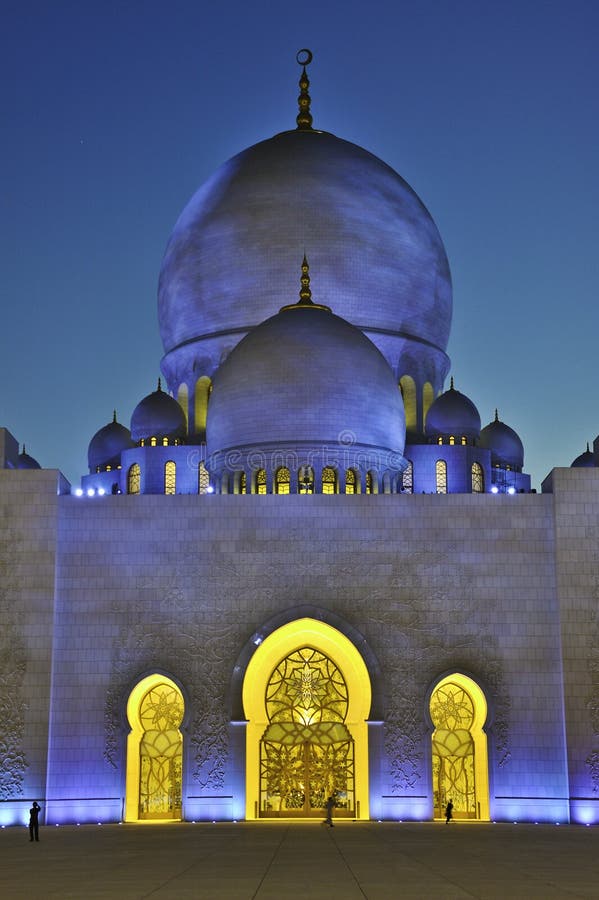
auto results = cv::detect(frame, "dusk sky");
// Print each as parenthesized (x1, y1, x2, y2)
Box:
(3, 1, 598, 489)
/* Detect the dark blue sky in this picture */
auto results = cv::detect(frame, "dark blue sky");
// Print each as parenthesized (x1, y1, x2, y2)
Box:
(2, 0, 598, 488)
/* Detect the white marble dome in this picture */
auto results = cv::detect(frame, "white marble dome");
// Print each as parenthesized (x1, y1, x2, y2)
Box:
(158, 129, 452, 391)
(206, 270, 405, 477)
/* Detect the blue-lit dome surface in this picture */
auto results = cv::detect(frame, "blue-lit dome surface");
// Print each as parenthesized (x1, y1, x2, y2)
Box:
(206, 299, 405, 464)
(158, 129, 452, 377)
(88, 413, 134, 472)
(17, 447, 41, 470)
(425, 380, 481, 440)
(130, 382, 187, 443)
(479, 413, 524, 469)
(571, 445, 595, 468)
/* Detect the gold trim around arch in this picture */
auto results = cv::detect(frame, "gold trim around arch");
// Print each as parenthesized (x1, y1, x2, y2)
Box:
(242, 618, 372, 820)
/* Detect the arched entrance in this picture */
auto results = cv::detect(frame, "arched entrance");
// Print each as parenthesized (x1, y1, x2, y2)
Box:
(125, 674, 184, 822)
(429, 673, 490, 820)
(243, 618, 371, 820)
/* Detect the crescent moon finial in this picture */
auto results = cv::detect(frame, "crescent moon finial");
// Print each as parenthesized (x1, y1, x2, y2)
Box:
(296, 49, 314, 130)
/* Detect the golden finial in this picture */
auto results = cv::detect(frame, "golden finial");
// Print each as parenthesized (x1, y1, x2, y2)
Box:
(280, 255, 331, 313)
(298, 254, 312, 304)
(296, 49, 313, 130)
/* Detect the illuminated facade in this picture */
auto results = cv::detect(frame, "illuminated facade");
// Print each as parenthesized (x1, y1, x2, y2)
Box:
(1, 54, 598, 828)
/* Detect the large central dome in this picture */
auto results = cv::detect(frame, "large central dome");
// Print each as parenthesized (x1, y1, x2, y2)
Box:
(158, 128, 452, 392)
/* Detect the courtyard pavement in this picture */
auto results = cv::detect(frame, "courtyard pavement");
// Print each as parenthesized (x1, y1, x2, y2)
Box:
(1, 820, 598, 899)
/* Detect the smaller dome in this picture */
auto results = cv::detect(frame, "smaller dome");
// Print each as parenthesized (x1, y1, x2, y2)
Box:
(425, 378, 481, 441)
(131, 379, 187, 444)
(479, 410, 524, 470)
(88, 411, 134, 472)
(17, 445, 41, 470)
(571, 443, 595, 469)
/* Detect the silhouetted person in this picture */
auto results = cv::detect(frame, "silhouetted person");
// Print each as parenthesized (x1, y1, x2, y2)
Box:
(29, 801, 41, 841)
(325, 794, 335, 827)
(445, 799, 453, 824)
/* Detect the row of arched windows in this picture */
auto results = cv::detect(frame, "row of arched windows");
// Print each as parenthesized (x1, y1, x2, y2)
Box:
(126, 461, 211, 495)
(125, 460, 485, 495)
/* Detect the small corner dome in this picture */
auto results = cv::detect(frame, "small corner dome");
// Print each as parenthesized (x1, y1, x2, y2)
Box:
(88, 413, 134, 472)
(571, 444, 595, 468)
(130, 380, 187, 443)
(425, 379, 481, 440)
(17, 446, 41, 470)
(479, 412, 524, 469)
(206, 291, 405, 463)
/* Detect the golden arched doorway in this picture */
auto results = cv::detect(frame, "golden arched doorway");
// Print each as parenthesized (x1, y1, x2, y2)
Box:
(242, 618, 371, 820)
(430, 674, 489, 820)
(125, 675, 184, 822)
(259, 647, 355, 817)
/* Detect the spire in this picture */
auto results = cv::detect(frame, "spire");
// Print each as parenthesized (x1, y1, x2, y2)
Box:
(494, 409, 499, 422)
(113, 409, 117, 424)
(449, 376, 454, 390)
(157, 377, 162, 392)
(296, 49, 313, 130)
(279, 256, 331, 313)
(298, 254, 312, 304)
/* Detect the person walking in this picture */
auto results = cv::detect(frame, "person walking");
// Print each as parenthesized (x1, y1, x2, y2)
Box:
(445, 799, 453, 825)
(324, 794, 335, 827)
(29, 801, 41, 841)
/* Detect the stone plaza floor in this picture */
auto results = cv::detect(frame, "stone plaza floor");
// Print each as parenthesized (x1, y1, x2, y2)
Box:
(1, 820, 598, 899)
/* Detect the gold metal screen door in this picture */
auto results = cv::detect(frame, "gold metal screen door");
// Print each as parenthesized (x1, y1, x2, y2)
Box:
(431, 682, 476, 819)
(138, 683, 183, 819)
(259, 647, 355, 817)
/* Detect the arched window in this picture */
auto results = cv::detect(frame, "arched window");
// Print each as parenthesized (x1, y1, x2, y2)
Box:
(150, 437, 157, 447)
(322, 466, 337, 494)
(239, 472, 247, 494)
(399, 375, 417, 433)
(402, 461, 413, 494)
(164, 461, 176, 495)
(345, 468, 357, 494)
(365, 471, 374, 494)
(435, 460, 447, 494)
(255, 469, 267, 495)
(275, 467, 290, 494)
(194, 376, 212, 440)
(437, 437, 443, 445)
(423, 381, 435, 427)
(471, 462, 484, 493)
(449, 435, 455, 446)
(298, 466, 314, 494)
(461, 436, 467, 446)
(198, 461, 209, 494)
(127, 463, 141, 495)
(177, 383, 189, 429)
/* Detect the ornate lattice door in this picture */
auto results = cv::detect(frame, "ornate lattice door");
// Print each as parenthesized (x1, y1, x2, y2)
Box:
(430, 682, 477, 819)
(138, 682, 183, 819)
(259, 647, 355, 817)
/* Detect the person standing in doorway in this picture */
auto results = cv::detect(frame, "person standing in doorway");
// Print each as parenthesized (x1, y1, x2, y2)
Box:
(29, 801, 41, 841)
(325, 794, 335, 827)
(445, 799, 453, 824)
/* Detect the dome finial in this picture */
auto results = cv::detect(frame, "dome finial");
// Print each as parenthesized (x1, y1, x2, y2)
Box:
(494, 408, 499, 422)
(299, 254, 313, 304)
(113, 409, 117, 424)
(450, 376, 454, 390)
(157, 377, 162, 392)
(296, 49, 313, 131)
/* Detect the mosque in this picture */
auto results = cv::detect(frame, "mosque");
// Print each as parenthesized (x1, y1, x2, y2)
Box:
(1, 52, 598, 828)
